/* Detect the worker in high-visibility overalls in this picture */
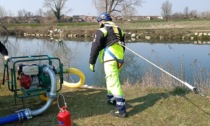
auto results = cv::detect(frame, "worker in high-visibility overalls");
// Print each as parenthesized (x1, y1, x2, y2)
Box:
(89, 12, 127, 118)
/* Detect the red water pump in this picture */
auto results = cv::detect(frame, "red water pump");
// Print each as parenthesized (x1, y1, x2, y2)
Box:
(17, 64, 39, 89)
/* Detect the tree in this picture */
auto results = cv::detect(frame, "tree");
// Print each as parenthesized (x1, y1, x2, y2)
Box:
(161, 0, 172, 21)
(17, 9, 33, 23)
(189, 10, 198, 19)
(36, 8, 44, 17)
(0, 5, 7, 18)
(43, 0, 70, 22)
(92, 0, 143, 16)
(183, 6, 189, 19)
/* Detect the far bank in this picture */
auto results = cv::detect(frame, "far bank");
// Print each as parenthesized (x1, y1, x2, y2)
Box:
(1, 20, 210, 43)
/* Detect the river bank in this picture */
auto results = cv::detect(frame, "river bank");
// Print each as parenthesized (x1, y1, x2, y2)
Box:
(1, 20, 210, 43)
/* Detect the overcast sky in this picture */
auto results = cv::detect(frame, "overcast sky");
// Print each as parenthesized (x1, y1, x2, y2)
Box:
(0, 0, 209, 16)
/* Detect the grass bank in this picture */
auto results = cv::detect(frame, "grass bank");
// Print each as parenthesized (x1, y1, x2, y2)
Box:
(1, 84, 210, 126)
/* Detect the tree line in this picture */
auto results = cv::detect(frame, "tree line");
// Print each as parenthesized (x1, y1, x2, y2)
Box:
(0, 0, 209, 23)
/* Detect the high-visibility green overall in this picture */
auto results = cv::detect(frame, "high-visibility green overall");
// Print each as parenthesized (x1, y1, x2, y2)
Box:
(99, 22, 126, 113)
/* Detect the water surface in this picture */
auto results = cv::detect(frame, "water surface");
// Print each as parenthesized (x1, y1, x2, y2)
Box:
(1, 36, 210, 86)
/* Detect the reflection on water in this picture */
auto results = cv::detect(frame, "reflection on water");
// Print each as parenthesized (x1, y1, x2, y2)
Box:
(0, 36, 210, 86)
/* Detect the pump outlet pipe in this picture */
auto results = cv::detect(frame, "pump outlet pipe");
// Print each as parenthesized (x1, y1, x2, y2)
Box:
(0, 66, 57, 125)
(120, 43, 199, 94)
(31, 66, 57, 116)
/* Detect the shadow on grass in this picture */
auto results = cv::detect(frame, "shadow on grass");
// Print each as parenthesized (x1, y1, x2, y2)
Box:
(62, 88, 112, 118)
(0, 87, 210, 125)
(126, 92, 169, 116)
(62, 87, 195, 119)
(126, 87, 210, 117)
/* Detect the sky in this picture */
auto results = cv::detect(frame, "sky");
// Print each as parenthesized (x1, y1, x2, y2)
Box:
(0, 0, 209, 16)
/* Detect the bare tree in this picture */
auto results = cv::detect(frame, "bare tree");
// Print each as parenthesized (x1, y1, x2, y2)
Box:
(44, 10, 55, 17)
(92, 0, 143, 16)
(183, 6, 189, 19)
(8, 10, 14, 17)
(189, 10, 197, 19)
(43, 0, 70, 22)
(161, 0, 172, 21)
(17, 9, 32, 18)
(36, 8, 44, 17)
(0, 5, 7, 18)
(17, 9, 33, 23)
(42, 10, 57, 24)
(200, 11, 210, 19)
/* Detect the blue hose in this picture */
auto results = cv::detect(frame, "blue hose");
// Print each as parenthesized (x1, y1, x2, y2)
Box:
(0, 111, 27, 125)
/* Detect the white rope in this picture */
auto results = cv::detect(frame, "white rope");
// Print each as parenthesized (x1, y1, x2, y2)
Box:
(121, 43, 199, 93)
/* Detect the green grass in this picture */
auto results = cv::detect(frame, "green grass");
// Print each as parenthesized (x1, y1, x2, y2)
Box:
(1, 84, 210, 126)
(4, 19, 210, 32)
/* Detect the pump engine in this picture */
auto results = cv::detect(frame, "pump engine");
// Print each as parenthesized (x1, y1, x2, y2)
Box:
(17, 64, 52, 91)
(17, 64, 40, 89)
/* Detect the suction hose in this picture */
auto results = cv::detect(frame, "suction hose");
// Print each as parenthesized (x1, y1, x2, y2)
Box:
(62, 68, 85, 88)
(0, 66, 57, 125)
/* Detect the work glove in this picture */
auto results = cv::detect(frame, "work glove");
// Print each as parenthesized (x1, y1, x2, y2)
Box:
(89, 64, 95, 72)
(3, 56, 9, 61)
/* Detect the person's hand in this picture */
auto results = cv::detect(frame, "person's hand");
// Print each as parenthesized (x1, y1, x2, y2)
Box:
(89, 64, 95, 72)
(3, 56, 9, 61)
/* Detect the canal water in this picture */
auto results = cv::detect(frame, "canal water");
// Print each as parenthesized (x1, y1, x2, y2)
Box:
(0, 36, 209, 87)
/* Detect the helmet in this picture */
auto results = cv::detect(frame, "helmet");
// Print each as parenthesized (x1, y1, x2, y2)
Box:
(97, 12, 112, 22)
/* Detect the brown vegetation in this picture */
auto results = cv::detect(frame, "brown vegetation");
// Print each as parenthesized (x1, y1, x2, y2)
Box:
(1, 20, 210, 42)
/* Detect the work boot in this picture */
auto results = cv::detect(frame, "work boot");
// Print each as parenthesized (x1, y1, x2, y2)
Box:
(110, 97, 127, 118)
(107, 99, 116, 106)
(110, 109, 127, 118)
(107, 94, 116, 106)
